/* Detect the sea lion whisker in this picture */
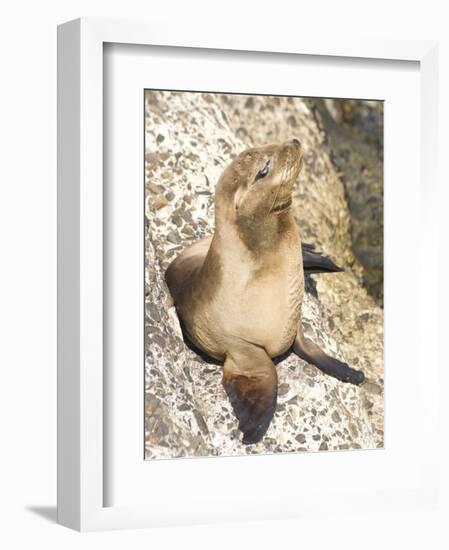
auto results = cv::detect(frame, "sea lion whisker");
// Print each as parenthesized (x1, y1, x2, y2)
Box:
(268, 167, 286, 215)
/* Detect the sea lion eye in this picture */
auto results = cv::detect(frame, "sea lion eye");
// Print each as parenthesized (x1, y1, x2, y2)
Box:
(254, 160, 271, 182)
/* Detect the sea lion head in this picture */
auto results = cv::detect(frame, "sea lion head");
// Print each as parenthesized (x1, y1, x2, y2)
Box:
(214, 139, 304, 252)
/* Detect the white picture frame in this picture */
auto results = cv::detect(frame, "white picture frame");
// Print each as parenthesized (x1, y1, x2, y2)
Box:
(57, 17, 440, 531)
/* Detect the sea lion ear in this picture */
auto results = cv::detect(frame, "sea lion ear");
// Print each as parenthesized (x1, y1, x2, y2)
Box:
(222, 349, 278, 444)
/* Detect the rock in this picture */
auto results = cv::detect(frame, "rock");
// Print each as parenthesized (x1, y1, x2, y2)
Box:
(144, 90, 384, 459)
(151, 194, 169, 210)
(331, 410, 342, 423)
(309, 99, 384, 306)
(166, 230, 181, 245)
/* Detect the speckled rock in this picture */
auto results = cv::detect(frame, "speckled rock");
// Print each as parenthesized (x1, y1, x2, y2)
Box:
(144, 91, 384, 459)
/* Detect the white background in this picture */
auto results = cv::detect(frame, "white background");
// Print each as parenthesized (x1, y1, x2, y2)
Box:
(1, 1, 448, 548)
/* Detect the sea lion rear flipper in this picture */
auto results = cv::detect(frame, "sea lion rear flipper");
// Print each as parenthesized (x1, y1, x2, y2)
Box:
(223, 347, 278, 445)
(301, 243, 344, 274)
(302, 242, 316, 251)
(293, 326, 364, 385)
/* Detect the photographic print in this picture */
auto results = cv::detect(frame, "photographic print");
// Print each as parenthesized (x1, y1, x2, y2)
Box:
(144, 90, 383, 459)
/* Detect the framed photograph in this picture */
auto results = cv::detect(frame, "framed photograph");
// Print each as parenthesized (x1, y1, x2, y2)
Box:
(57, 18, 440, 530)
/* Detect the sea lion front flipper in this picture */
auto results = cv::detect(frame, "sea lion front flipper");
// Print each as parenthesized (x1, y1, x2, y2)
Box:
(293, 326, 365, 385)
(301, 243, 344, 274)
(222, 347, 278, 445)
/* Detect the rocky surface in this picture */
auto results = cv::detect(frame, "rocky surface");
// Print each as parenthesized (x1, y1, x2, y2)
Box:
(309, 99, 384, 306)
(144, 91, 384, 459)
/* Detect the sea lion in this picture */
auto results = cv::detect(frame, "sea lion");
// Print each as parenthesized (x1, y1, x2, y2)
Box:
(165, 139, 364, 445)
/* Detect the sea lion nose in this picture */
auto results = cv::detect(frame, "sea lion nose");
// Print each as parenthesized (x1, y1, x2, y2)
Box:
(291, 138, 301, 146)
